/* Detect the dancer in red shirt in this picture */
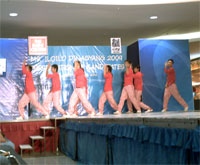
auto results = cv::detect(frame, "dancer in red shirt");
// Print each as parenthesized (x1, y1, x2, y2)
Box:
(127, 66, 153, 113)
(43, 63, 68, 117)
(17, 60, 48, 120)
(97, 65, 118, 116)
(73, 68, 88, 117)
(114, 60, 141, 115)
(162, 59, 188, 112)
(68, 61, 96, 116)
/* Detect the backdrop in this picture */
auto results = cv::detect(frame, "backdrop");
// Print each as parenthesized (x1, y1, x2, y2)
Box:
(138, 39, 194, 111)
(0, 38, 127, 120)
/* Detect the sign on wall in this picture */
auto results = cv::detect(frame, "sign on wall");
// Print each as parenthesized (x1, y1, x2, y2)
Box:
(0, 38, 127, 120)
(28, 36, 48, 55)
(0, 58, 6, 76)
(110, 38, 121, 54)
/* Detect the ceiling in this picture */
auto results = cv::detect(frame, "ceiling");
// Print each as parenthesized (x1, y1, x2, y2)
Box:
(0, 0, 200, 45)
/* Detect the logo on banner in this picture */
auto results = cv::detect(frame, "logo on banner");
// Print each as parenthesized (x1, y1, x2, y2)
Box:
(110, 38, 121, 54)
(28, 36, 48, 55)
(0, 58, 6, 76)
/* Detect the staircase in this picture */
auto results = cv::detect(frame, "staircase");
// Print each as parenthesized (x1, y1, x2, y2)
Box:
(19, 126, 55, 156)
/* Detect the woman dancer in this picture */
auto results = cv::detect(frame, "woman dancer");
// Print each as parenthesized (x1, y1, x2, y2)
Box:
(17, 60, 48, 120)
(97, 65, 118, 116)
(127, 65, 153, 113)
(162, 59, 188, 112)
(68, 61, 96, 116)
(43, 63, 68, 117)
(114, 60, 141, 115)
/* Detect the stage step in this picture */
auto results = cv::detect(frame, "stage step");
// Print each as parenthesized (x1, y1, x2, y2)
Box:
(30, 135, 44, 152)
(40, 126, 55, 130)
(40, 126, 55, 152)
(30, 135, 44, 140)
(19, 144, 33, 157)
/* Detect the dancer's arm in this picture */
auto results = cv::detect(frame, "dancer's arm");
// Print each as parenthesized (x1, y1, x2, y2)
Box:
(46, 63, 53, 78)
(164, 62, 168, 73)
(22, 59, 27, 75)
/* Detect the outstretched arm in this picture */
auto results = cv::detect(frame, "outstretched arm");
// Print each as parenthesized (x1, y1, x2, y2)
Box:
(46, 63, 51, 77)
(22, 59, 27, 75)
(164, 62, 168, 73)
(103, 65, 107, 76)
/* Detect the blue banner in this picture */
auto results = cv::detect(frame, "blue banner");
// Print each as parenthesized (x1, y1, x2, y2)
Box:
(0, 39, 28, 120)
(0, 39, 127, 120)
(139, 39, 194, 111)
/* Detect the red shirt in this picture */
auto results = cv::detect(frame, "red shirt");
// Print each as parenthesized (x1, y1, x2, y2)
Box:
(124, 68, 133, 87)
(84, 76, 87, 95)
(165, 67, 176, 87)
(104, 72, 113, 92)
(22, 64, 35, 94)
(133, 72, 143, 91)
(47, 72, 61, 92)
(75, 69, 85, 88)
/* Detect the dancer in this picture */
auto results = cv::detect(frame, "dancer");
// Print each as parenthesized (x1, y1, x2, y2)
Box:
(114, 60, 141, 115)
(126, 65, 153, 113)
(73, 68, 87, 116)
(43, 63, 68, 117)
(162, 59, 188, 112)
(68, 61, 96, 116)
(17, 60, 48, 120)
(97, 65, 118, 116)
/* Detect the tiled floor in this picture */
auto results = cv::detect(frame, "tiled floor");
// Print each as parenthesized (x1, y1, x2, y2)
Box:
(23, 155, 77, 165)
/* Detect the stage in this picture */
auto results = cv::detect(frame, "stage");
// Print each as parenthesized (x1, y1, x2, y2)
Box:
(58, 111, 200, 165)
(1, 111, 200, 164)
(63, 111, 200, 129)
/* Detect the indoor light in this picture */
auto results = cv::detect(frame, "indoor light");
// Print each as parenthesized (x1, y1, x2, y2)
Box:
(9, 13, 18, 17)
(38, 0, 199, 5)
(150, 16, 158, 20)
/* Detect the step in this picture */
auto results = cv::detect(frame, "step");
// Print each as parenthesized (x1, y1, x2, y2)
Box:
(40, 126, 55, 130)
(19, 144, 33, 150)
(30, 135, 44, 140)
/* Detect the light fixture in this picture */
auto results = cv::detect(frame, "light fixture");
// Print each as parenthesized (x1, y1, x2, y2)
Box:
(38, 0, 199, 5)
(150, 16, 158, 20)
(9, 13, 18, 17)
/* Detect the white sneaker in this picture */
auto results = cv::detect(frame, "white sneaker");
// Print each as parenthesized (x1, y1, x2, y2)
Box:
(145, 109, 153, 113)
(126, 111, 132, 114)
(71, 114, 78, 117)
(62, 114, 70, 118)
(137, 111, 141, 113)
(96, 112, 103, 116)
(184, 107, 189, 112)
(16, 116, 24, 120)
(45, 115, 50, 119)
(161, 109, 167, 112)
(88, 112, 96, 117)
(113, 111, 121, 115)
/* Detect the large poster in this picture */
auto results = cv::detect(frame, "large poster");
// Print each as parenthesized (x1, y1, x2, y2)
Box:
(0, 39, 28, 120)
(139, 39, 194, 111)
(0, 39, 127, 120)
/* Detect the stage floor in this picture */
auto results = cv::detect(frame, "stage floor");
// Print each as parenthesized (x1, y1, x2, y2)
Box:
(1, 111, 200, 129)
(64, 111, 200, 129)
